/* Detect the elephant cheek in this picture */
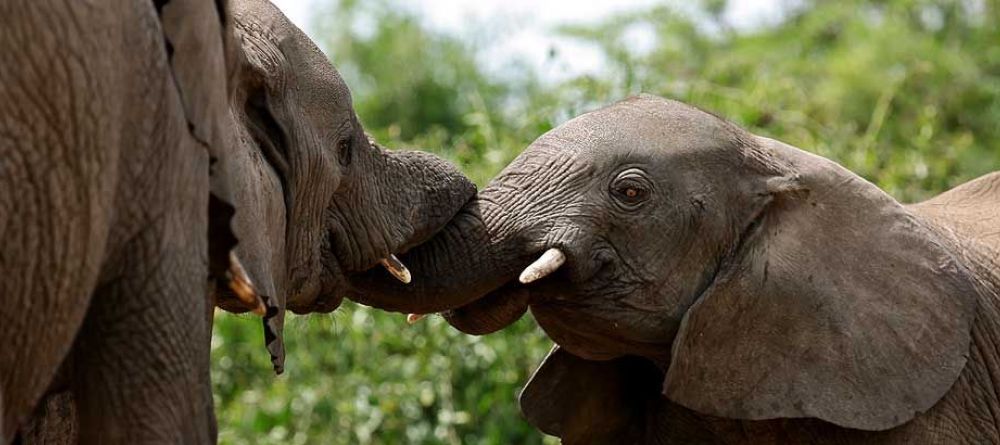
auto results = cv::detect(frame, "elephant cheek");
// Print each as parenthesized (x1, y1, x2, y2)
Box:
(530, 305, 624, 362)
(532, 304, 676, 364)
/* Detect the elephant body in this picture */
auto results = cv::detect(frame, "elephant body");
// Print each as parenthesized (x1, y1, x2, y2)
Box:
(909, 171, 1000, 264)
(352, 95, 1000, 444)
(0, 0, 231, 442)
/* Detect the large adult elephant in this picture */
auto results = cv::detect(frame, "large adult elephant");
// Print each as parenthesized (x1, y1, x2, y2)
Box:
(1, 0, 477, 443)
(1, 0, 235, 442)
(351, 95, 1000, 443)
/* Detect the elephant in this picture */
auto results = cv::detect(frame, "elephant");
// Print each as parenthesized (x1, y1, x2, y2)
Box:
(1, 0, 234, 442)
(349, 95, 1000, 443)
(2, 0, 477, 443)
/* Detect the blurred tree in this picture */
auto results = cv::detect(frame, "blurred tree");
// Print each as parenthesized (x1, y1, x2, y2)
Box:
(213, 0, 1000, 443)
(318, 1, 484, 140)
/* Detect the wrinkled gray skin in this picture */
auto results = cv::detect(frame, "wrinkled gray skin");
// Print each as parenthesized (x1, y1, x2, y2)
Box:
(1, 0, 232, 443)
(217, 0, 476, 373)
(2, 0, 473, 443)
(352, 95, 1000, 444)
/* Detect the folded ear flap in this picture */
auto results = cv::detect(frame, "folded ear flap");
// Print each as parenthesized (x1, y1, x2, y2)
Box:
(664, 137, 977, 431)
(208, 24, 289, 374)
(208, 193, 265, 317)
(157, 0, 231, 150)
(221, 83, 288, 374)
(162, 0, 281, 356)
(158, 0, 244, 304)
(519, 346, 662, 443)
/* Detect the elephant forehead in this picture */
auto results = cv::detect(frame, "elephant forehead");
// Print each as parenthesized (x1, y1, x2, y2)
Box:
(234, 0, 352, 110)
(282, 30, 353, 107)
(535, 95, 748, 159)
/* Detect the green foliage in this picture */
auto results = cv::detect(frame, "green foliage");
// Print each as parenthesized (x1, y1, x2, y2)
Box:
(214, 0, 1000, 443)
(213, 306, 552, 444)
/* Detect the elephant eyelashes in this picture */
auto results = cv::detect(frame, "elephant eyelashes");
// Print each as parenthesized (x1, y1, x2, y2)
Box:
(611, 168, 652, 209)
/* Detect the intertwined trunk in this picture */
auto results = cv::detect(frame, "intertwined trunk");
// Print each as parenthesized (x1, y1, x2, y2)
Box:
(346, 181, 541, 318)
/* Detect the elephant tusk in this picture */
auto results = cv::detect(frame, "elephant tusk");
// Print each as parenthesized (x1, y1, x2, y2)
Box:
(380, 254, 412, 284)
(228, 252, 266, 316)
(406, 313, 426, 324)
(519, 248, 566, 284)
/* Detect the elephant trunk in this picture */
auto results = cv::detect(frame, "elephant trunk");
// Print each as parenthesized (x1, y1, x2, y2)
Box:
(348, 147, 570, 328)
(346, 192, 536, 315)
(441, 283, 530, 335)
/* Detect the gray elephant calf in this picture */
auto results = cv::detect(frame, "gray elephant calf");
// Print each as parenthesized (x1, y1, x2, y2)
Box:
(352, 95, 1000, 444)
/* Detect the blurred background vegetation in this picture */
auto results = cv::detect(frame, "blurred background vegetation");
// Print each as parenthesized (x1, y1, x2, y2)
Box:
(213, 0, 1000, 443)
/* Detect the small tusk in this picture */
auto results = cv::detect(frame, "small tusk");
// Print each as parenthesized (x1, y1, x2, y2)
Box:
(406, 313, 426, 324)
(380, 254, 412, 284)
(228, 252, 266, 316)
(519, 248, 566, 284)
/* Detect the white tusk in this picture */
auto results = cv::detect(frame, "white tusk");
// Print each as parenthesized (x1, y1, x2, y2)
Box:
(406, 313, 426, 324)
(380, 254, 412, 284)
(519, 248, 566, 284)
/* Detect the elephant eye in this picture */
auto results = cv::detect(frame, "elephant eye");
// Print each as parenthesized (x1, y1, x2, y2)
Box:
(337, 136, 352, 167)
(611, 168, 652, 209)
(614, 182, 649, 203)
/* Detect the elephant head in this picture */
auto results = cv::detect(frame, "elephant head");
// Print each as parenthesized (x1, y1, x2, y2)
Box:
(213, 0, 477, 372)
(350, 95, 985, 435)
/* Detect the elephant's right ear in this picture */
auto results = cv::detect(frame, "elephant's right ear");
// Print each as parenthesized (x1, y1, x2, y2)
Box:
(155, 0, 258, 315)
(519, 346, 661, 443)
(663, 137, 978, 431)
(208, 193, 265, 317)
(210, 23, 289, 374)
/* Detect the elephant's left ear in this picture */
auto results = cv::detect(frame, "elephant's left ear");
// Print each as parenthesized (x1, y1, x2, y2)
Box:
(663, 136, 978, 431)
(519, 346, 661, 443)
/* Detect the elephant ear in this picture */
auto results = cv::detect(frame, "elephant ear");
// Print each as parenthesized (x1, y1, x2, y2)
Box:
(157, 0, 231, 149)
(519, 346, 661, 443)
(664, 136, 978, 431)
(155, 0, 284, 373)
(212, 19, 290, 374)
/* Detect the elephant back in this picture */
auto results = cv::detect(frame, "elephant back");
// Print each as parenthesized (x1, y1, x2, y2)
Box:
(908, 171, 1000, 266)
